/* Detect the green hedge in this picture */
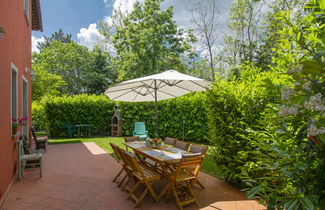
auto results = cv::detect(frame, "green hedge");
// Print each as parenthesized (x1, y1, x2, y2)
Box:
(32, 93, 209, 142)
(33, 95, 116, 136)
(205, 67, 288, 186)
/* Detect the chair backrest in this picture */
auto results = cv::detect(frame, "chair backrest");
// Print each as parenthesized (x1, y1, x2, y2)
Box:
(124, 136, 140, 142)
(118, 147, 135, 172)
(189, 144, 208, 156)
(134, 122, 146, 135)
(175, 153, 203, 180)
(110, 143, 123, 163)
(175, 140, 189, 151)
(165, 137, 177, 146)
(19, 138, 24, 159)
(31, 127, 37, 139)
(119, 148, 143, 178)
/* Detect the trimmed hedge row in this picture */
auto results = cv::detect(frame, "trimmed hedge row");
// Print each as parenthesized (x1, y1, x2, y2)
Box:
(32, 93, 209, 142)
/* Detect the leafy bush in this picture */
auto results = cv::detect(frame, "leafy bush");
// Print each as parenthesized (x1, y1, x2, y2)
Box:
(33, 95, 115, 136)
(205, 66, 288, 186)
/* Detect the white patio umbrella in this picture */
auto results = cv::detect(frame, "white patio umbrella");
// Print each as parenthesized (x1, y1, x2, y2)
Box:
(104, 70, 211, 136)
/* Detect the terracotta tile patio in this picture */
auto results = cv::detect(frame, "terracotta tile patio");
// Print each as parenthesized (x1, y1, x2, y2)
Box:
(0, 142, 265, 210)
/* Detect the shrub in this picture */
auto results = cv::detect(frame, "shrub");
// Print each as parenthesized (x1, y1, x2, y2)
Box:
(33, 95, 115, 136)
(206, 66, 288, 186)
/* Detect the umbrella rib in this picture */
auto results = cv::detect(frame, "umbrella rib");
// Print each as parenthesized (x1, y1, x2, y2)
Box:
(156, 89, 178, 98)
(105, 84, 147, 94)
(111, 89, 135, 101)
(108, 78, 153, 88)
(132, 85, 144, 102)
(189, 80, 209, 89)
(173, 83, 196, 93)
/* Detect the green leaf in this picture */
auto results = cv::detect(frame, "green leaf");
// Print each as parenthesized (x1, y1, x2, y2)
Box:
(301, 60, 323, 75)
(319, 0, 325, 9)
(300, 197, 315, 210)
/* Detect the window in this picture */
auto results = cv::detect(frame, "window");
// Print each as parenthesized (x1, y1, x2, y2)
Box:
(11, 64, 18, 129)
(24, 0, 30, 24)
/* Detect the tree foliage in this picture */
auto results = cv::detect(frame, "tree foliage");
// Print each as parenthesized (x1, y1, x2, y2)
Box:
(100, 0, 196, 81)
(37, 29, 72, 52)
(31, 64, 66, 101)
(32, 41, 117, 98)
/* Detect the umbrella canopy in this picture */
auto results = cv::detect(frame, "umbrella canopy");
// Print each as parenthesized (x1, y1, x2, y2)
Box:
(105, 70, 211, 137)
(105, 70, 211, 102)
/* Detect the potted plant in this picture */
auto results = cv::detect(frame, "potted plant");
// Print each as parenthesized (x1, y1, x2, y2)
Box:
(12, 117, 28, 135)
(12, 119, 19, 135)
(149, 138, 162, 148)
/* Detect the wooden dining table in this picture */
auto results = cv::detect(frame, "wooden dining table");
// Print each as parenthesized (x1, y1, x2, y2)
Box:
(123, 141, 193, 173)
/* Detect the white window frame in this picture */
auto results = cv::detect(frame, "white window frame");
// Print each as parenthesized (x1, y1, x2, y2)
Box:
(24, 0, 30, 25)
(11, 63, 19, 134)
(22, 75, 29, 138)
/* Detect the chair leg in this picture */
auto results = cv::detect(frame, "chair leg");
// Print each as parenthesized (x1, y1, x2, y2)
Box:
(127, 180, 141, 199)
(195, 179, 204, 189)
(122, 175, 132, 191)
(173, 187, 183, 210)
(146, 181, 159, 202)
(186, 181, 199, 207)
(158, 182, 170, 201)
(113, 168, 124, 183)
(134, 188, 148, 208)
(18, 160, 22, 180)
(117, 173, 128, 188)
(40, 158, 42, 177)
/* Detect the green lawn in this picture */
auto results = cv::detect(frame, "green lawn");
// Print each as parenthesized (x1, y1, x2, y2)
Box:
(49, 136, 223, 179)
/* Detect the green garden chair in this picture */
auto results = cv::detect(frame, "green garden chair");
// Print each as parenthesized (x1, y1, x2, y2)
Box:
(132, 122, 148, 140)
(64, 124, 74, 137)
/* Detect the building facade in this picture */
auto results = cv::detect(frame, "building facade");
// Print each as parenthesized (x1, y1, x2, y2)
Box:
(0, 0, 42, 204)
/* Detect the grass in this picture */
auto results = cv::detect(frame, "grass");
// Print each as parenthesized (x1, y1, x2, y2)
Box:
(49, 136, 223, 179)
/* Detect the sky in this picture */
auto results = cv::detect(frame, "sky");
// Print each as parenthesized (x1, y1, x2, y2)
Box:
(32, 0, 232, 53)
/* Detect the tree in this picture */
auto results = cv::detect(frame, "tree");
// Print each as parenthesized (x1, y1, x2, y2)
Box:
(190, 0, 222, 81)
(83, 45, 117, 95)
(37, 29, 72, 52)
(100, 0, 196, 81)
(32, 65, 66, 101)
(33, 41, 91, 95)
(223, 0, 262, 67)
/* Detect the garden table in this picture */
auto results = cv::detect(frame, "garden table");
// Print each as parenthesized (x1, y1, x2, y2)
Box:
(75, 124, 93, 136)
(123, 141, 193, 173)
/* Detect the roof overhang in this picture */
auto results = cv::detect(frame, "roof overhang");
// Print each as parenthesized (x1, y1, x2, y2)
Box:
(31, 0, 43, 32)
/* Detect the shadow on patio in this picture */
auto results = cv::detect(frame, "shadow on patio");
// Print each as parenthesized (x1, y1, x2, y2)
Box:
(0, 143, 265, 210)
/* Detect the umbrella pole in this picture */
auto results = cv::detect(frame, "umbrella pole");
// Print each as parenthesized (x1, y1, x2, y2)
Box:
(154, 80, 158, 138)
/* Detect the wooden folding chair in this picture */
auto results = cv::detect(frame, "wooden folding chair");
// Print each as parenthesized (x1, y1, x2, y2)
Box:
(110, 143, 128, 187)
(175, 140, 189, 151)
(115, 147, 137, 191)
(165, 153, 203, 210)
(188, 144, 208, 190)
(120, 149, 166, 208)
(165, 137, 177, 146)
